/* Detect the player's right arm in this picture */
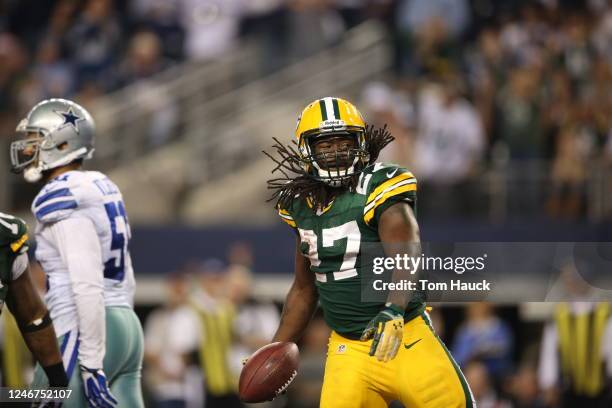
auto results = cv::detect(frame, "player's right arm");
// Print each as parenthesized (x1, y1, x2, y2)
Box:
(272, 236, 318, 343)
(6, 265, 68, 387)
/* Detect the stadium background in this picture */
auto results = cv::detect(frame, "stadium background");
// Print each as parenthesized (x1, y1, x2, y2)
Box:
(0, 0, 611, 407)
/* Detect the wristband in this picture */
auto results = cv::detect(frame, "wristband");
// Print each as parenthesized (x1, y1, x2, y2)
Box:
(43, 362, 69, 387)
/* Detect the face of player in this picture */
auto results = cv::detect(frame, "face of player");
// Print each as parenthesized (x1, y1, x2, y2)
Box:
(311, 134, 357, 170)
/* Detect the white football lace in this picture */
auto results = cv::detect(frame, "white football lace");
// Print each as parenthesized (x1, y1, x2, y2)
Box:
(276, 370, 298, 395)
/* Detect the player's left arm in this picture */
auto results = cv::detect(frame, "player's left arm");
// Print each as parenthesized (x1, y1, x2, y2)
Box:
(0, 213, 67, 387)
(378, 202, 421, 309)
(361, 202, 421, 362)
(6, 262, 69, 387)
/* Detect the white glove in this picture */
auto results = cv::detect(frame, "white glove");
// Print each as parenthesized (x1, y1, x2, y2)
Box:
(80, 366, 118, 408)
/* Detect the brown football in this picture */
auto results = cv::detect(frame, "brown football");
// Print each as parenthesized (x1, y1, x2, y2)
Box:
(239, 342, 299, 403)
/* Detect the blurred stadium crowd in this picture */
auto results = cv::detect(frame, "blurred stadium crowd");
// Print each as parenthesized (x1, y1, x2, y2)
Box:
(0, 0, 379, 139)
(1, 0, 611, 219)
(360, 0, 612, 220)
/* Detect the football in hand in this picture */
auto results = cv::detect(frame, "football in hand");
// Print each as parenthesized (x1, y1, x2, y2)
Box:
(239, 342, 299, 403)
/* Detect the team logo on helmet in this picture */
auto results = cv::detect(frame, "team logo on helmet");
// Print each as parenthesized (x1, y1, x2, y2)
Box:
(319, 119, 346, 131)
(55, 107, 84, 134)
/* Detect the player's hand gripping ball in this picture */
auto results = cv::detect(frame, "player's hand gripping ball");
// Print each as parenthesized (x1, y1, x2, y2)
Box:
(239, 342, 299, 403)
(361, 304, 405, 362)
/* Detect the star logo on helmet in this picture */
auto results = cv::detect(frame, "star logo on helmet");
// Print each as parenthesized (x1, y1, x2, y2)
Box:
(55, 107, 84, 133)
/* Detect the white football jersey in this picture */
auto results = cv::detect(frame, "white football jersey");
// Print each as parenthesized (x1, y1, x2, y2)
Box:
(32, 170, 136, 335)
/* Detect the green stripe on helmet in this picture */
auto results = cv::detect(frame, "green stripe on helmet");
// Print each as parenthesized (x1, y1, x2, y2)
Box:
(319, 99, 328, 121)
(332, 98, 341, 120)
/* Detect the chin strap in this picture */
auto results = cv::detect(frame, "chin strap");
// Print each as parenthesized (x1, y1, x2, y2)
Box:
(24, 166, 43, 183)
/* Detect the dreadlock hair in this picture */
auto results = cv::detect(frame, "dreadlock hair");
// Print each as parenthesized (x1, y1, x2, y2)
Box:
(264, 124, 395, 211)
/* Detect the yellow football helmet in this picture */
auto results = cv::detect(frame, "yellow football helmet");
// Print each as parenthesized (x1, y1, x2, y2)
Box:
(295, 97, 369, 187)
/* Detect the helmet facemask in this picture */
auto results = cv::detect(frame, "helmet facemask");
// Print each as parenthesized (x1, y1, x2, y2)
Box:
(300, 128, 369, 187)
(10, 136, 42, 174)
(10, 125, 48, 182)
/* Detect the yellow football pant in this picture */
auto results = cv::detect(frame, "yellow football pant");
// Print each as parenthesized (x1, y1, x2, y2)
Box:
(320, 313, 474, 408)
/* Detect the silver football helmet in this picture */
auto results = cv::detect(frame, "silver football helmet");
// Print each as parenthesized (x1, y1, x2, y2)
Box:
(10, 98, 95, 183)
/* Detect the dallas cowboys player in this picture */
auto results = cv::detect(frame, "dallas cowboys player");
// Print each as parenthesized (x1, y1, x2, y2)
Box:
(10, 99, 144, 408)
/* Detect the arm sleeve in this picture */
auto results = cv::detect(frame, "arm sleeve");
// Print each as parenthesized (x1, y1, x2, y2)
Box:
(538, 322, 559, 390)
(49, 217, 106, 368)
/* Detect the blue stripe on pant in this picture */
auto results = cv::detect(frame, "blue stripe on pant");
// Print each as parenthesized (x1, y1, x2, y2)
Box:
(59, 329, 80, 379)
(66, 338, 80, 380)
(59, 331, 70, 355)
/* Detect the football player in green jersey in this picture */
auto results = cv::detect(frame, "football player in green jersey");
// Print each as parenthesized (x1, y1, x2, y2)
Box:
(264, 98, 473, 407)
(0, 212, 68, 393)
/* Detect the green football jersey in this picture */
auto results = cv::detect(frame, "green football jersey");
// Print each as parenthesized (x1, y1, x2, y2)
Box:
(278, 162, 425, 338)
(0, 212, 29, 313)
